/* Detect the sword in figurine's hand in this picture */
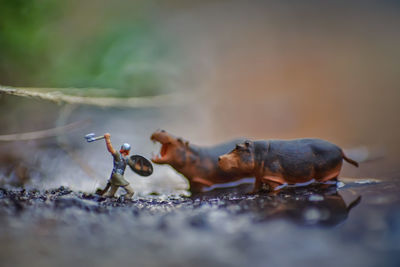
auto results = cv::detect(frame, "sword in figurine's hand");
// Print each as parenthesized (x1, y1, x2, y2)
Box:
(84, 133, 105, 143)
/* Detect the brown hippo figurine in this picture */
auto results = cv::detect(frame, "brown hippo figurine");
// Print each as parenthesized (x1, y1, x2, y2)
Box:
(150, 130, 252, 193)
(218, 139, 359, 193)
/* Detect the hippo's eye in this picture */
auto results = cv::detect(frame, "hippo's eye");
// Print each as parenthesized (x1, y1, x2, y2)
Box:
(244, 141, 251, 147)
(161, 129, 166, 133)
(235, 144, 248, 151)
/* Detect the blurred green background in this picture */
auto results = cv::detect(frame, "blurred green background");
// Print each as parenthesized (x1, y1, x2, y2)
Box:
(0, 0, 180, 97)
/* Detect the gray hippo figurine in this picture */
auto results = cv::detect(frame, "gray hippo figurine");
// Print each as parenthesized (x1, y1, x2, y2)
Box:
(218, 139, 359, 193)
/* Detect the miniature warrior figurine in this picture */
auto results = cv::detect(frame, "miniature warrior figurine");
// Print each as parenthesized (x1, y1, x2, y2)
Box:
(97, 133, 135, 198)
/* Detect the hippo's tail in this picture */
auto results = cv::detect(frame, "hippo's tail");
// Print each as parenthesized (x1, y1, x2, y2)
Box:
(342, 151, 359, 167)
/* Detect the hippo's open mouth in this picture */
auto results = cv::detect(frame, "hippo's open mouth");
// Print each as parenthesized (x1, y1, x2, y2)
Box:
(150, 134, 171, 163)
(152, 143, 170, 163)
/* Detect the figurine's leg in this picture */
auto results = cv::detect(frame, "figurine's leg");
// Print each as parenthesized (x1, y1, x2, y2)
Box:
(96, 182, 110, 196)
(105, 185, 119, 197)
(123, 185, 134, 199)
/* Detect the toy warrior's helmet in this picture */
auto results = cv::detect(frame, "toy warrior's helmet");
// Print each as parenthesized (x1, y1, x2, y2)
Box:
(120, 143, 131, 152)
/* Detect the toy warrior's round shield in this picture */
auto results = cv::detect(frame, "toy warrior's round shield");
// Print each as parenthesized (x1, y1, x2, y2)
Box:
(128, 155, 153, 176)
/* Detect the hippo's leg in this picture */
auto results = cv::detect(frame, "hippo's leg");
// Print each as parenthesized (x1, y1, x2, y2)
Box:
(189, 181, 205, 193)
(246, 177, 263, 194)
(189, 177, 215, 193)
(314, 152, 343, 182)
(265, 180, 282, 192)
(261, 176, 286, 194)
(316, 176, 339, 191)
(319, 165, 341, 183)
(192, 177, 214, 187)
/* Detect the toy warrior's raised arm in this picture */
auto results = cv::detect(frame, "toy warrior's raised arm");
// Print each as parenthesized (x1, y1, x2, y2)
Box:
(104, 133, 117, 155)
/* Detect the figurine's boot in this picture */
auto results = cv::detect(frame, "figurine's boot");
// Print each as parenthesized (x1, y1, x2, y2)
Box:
(123, 185, 134, 199)
(105, 185, 119, 197)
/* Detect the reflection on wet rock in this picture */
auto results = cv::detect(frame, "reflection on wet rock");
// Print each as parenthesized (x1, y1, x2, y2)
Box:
(191, 183, 361, 227)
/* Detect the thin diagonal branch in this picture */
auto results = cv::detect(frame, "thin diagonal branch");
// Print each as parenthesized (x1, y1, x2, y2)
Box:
(0, 85, 183, 108)
(0, 119, 90, 141)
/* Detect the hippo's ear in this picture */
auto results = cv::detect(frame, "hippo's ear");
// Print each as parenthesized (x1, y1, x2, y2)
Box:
(185, 141, 189, 147)
(177, 138, 183, 143)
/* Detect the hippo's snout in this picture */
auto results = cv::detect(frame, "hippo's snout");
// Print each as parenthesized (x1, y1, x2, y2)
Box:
(218, 154, 233, 171)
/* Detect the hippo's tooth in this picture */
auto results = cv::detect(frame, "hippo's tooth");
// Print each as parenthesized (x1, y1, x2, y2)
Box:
(151, 141, 161, 156)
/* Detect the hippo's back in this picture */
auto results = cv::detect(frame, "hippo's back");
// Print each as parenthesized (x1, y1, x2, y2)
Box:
(265, 139, 343, 182)
(269, 138, 341, 155)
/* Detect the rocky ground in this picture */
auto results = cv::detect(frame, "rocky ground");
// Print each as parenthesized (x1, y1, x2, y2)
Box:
(0, 179, 399, 267)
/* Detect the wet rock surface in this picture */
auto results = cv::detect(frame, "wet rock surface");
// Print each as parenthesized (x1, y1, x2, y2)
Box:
(0, 180, 399, 267)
